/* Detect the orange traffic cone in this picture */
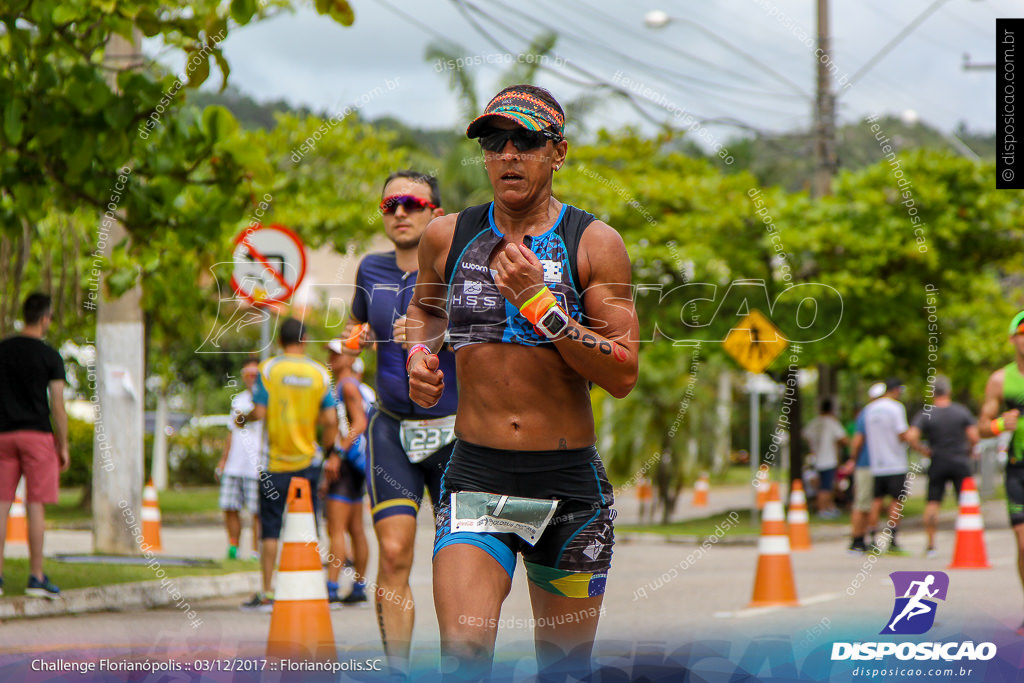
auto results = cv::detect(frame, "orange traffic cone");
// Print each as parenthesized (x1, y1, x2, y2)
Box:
(787, 480, 812, 551)
(141, 480, 163, 552)
(692, 472, 710, 507)
(749, 482, 799, 607)
(755, 465, 770, 510)
(636, 476, 652, 505)
(6, 480, 27, 544)
(948, 476, 990, 569)
(267, 477, 335, 661)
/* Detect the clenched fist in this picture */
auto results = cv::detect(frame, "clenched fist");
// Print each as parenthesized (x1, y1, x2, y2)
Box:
(493, 242, 546, 309)
(409, 351, 445, 408)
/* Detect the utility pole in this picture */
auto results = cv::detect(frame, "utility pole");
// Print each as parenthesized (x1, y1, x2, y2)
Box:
(812, 0, 838, 415)
(793, 0, 840, 493)
(811, 0, 837, 199)
(93, 30, 146, 555)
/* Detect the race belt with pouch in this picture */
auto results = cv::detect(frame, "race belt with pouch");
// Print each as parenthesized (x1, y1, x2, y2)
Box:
(399, 414, 457, 463)
(450, 491, 560, 545)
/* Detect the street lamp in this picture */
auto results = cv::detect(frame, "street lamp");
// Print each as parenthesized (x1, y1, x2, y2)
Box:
(900, 109, 920, 126)
(642, 10, 810, 100)
(643, 10, 671, 30)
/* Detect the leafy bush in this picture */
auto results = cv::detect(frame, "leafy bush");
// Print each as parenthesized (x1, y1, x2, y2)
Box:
(168, 425, 227, 485)
(65, 418, 95, 488)
(65, 417, 220, 489)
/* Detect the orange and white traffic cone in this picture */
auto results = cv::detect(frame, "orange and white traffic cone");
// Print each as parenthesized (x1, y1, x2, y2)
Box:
(692, 472, 710, 508)
(267, 477, 335, 661)
(141, 480, 163, 552)
(749, 482, 799, 607)
(755, 465, 770, 510)
(948, 476, 991, 569)
(787, 480, 812, 551)
(6, 479, 27, 544)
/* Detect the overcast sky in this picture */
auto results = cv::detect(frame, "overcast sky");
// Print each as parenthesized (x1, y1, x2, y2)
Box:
(156, 0, 1017, 143)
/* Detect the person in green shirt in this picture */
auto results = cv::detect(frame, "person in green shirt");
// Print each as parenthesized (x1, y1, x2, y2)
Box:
(978, 311, 1024, 633)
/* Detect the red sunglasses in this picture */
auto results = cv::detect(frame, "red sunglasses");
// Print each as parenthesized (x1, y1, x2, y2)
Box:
(379, 194, 437, 215)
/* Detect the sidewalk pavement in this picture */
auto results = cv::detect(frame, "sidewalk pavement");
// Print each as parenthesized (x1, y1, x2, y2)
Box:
(0, 477, 1001, 621)
(0, 526, 262, 621)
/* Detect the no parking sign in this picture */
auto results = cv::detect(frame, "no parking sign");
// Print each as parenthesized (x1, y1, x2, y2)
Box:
(230, 224, 307, 307)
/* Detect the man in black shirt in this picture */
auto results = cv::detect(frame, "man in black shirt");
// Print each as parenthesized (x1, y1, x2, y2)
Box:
(0, 293, 69, 598)
(907, 375, 979, 557)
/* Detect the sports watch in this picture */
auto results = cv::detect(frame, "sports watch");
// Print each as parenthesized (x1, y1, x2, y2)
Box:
(535, 304, 570, 339)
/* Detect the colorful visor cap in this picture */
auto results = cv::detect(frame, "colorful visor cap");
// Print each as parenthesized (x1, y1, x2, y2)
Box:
(466, 88, 565, 139)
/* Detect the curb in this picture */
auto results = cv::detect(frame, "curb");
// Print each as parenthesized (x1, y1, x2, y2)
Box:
(0, 571, 259, 621)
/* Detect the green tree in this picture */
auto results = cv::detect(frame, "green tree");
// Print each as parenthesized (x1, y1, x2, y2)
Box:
(1, 0, 354, 290)
(557, 133, 1023, 521)
(778, 149, 1024, 399)
(1, 0, 356, 546)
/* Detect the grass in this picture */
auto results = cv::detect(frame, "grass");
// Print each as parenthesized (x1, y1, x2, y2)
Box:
(0, 557, 254, 597)
(617, 493, 965, 537)
(612, 465, 772, 490)
(47, 487, 221, 525)
(619, 510, 761, 537)
(715, 466, 762, 487)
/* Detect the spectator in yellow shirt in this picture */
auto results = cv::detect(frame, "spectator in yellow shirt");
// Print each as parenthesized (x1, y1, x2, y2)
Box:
(237, 318, 338, 611)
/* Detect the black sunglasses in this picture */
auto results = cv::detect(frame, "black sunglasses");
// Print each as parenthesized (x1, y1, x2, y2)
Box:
(477, 127, 562, 153)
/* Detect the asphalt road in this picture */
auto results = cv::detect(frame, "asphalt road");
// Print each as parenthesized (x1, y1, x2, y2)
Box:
(1, 497, 1022, 680)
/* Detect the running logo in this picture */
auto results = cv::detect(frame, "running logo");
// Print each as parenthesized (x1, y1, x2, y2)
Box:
(881, 571, 949, 635)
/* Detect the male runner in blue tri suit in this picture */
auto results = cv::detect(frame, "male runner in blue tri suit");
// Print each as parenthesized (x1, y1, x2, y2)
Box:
(342, 170, 457, 676)
(406, 85, 639, 679)
(323, 340, 370, 605)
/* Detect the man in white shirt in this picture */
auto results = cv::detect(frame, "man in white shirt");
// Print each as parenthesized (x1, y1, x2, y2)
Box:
(216, 358, 264, 560)
(803, 398, 848, 518)
(863, 377, 913, 554)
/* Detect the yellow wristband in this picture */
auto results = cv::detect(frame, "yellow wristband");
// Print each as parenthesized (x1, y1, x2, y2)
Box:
(519, 287, 557, 325)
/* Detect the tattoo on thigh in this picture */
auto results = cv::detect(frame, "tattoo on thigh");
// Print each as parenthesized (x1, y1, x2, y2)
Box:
(558, 438, 567, 450)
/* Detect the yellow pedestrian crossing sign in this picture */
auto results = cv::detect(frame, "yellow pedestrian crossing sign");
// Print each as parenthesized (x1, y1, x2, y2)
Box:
(723, 309, 788, 374)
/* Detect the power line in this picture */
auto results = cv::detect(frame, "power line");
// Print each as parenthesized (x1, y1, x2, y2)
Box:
(450, 0, 712, 129)
(445, 0, 663, 127)
(505, 0, 803, 102)
(488, 0, 805, 117)
(453, 0, 777, 136)
(860, 0, 962, 53)
(942, 3, 1000, 40)
(373, 0, 464, 44)
(646, 13, 812, 100)
(559, 0, 790, 89)
(849, 0, 953, 86)
(375, 0, 662, 128)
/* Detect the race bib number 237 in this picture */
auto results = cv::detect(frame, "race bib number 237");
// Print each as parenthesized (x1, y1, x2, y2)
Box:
(399, 414, 456, 463)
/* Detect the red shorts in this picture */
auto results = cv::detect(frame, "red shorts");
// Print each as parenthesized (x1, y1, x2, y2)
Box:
(0, 430, 60, 504)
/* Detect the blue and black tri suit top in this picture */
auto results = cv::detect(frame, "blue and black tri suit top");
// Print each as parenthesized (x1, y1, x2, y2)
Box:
(351, 252, 458, 418)
(443, 202, 596, 350)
